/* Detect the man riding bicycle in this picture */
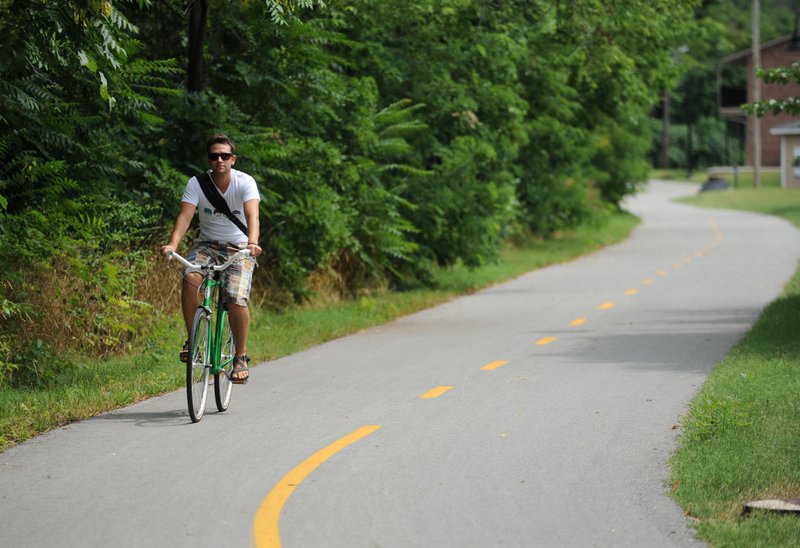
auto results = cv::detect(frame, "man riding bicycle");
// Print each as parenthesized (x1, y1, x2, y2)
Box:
(160, 134, 261, 384)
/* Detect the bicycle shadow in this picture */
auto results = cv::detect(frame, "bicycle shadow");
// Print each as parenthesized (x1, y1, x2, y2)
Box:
(94, 409, 196, 428)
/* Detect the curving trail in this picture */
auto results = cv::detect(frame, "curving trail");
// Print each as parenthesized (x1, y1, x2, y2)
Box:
(2, 181, 799, 547)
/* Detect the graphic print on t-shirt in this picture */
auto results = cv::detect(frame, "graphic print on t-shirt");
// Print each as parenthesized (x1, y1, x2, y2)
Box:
(203, 207, 243, 217)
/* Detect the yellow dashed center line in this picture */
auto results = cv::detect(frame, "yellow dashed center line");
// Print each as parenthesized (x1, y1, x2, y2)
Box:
(420, 386, 454, 399)
(710, 220, 723, 243)
(253, 425, 381, 548)
(481, 360, 509, 371)
(253, 217, 731, 547)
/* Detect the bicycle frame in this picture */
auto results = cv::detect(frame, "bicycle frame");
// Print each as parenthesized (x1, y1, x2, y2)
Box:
(199, 272, 230, 376)
(168, 249, 251, 375)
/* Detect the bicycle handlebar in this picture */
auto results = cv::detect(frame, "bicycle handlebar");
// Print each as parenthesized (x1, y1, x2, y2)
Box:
(166, 248, 251, 272)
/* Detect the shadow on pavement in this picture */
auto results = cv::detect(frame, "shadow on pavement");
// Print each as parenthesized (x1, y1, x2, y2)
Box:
(93, 408, 192, 427)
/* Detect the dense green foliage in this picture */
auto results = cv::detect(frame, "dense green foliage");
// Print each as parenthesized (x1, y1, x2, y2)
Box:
(0, 0, 699, 386)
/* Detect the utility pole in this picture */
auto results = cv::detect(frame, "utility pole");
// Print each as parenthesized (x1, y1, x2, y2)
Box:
(753, 0, 762, 188)
(662, 90, 670, 169)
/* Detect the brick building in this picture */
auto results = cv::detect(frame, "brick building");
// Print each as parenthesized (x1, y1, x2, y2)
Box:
(719, 34, 800, 167)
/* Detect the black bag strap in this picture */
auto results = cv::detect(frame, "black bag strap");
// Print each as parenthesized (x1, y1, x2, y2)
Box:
(196, 171, 249, 237)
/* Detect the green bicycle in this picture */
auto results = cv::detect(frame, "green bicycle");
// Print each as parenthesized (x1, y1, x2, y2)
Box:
(167, 248, 251, 422)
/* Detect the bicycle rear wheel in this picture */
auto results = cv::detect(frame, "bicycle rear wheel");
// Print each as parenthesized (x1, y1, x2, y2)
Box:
(187, 307, 211, 422)
(214, 307, 235, 412)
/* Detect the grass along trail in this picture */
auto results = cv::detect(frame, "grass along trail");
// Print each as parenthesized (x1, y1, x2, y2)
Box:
(0, 212, 638, 452)
(671, 184, 800, 546)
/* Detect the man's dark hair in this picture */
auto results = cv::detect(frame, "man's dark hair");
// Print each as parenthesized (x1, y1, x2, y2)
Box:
(207, 134, 236, 155)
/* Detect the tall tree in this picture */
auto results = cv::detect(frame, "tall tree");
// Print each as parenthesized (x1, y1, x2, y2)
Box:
(187, 0, 209, 91)
(184, 0, 326, 91)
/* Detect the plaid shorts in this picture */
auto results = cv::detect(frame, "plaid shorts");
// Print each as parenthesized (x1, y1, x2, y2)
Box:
(186, 241, 256, 306)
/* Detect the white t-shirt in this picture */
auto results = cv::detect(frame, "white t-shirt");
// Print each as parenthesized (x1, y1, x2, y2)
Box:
(181, 169, 260, 244)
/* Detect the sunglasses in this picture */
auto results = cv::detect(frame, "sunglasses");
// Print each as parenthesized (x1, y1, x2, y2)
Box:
(207, 152, 234, 161)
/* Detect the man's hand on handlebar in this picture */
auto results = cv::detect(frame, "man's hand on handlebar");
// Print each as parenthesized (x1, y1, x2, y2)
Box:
(246, 243, 262, 258)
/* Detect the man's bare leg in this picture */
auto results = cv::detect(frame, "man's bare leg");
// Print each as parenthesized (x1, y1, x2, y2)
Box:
(228, 303, 250, 382)
(181, 273, 203, 333)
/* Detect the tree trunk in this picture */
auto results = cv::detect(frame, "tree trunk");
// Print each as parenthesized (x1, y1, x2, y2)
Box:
(187, 0, 209, 92)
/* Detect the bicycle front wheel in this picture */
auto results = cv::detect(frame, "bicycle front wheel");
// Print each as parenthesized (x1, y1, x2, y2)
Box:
(187, 307, 211, 422)
(214, 307, 235, 412)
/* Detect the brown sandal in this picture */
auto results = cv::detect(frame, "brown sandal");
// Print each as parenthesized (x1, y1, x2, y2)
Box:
(179, 339, 190, 363)
(231, 355, 250, 385)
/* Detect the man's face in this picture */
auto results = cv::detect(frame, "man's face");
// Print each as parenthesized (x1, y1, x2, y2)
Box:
(207, 143, 236, 174)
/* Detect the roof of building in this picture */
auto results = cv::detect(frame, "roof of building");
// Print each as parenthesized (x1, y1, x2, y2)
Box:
(721, 34, 792, 64)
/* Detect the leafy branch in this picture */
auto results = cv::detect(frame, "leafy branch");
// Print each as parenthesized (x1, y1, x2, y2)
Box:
(743, 62, 800, 116)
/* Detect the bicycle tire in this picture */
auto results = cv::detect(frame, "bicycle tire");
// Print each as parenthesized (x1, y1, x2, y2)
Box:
(214, 307, 235, 412)
(187, 307, 211, 422)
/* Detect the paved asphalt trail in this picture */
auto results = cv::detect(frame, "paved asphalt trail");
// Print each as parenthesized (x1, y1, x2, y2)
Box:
(3, 181, 800, 548)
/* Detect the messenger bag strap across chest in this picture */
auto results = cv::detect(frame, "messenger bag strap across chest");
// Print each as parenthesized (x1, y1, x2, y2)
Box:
(196, 171, 249, 237)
